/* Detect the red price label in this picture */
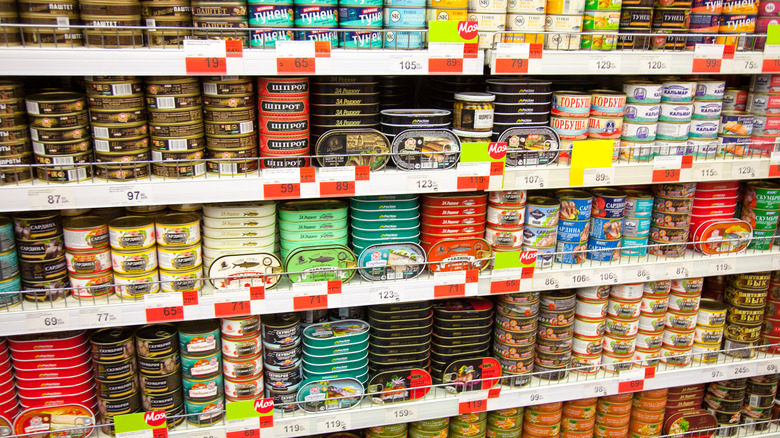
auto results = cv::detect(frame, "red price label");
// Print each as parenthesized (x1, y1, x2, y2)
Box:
(227, 429, 258, 438)
(185, 57, 227, 74)
(226, 40, 243, 58)
(764, 58, 780, 73)
(495, 58, 528, 74)
(529, 43, 543, 58)
(464, 42, 479, 59)
(153, 428, 168, 438)
(644, 367, 655, 379)
(490, 279, 520, 294)
(277, 57, 315, 74)
(182, 290, 198, 306)
(458, 399, 487, 415)
(320, 180, 355, 197)
(327, 280, 342, 294)
(146, 306, 184, 323)
(429, 58, 463, 74)
(770, 164, 780, 177)
(293, 294, 327, 311)
(264, 183, 300, 199)
(490, 160, 504, 176)
(314, 40, 331, 57)
(466, 269, 479, 283)
(250, 286, 265, 300)
(215, 300, 251, 318)
(692, 57, 721, 73)
(652, 168, 681, 183)
(618, 379, 644, 393)
(434, 283, 465, 298)
(723, 44, 736, 59)
(355, 165, 370, 181)
(681, 154, 693, 169)
(300, 167, 316, 183)
(457, 175, 488, 190)
(488, 388, 501, 398)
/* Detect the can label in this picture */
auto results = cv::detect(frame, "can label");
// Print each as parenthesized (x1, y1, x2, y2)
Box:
(339, 6, 382, 26)
(552, 93, 591, 117)
(294, 5, 338, 26)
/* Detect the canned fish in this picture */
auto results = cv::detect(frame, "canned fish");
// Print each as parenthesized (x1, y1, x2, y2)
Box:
(623, 81, 663, 104)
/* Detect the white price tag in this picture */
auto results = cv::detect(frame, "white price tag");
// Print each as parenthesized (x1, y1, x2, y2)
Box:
(184, 39, 227, 57)
(434, 271, 467, 286)
(315, 415, 351, 434)
(386, 405, 418, 423)
(187, 429, 227, 438)
(108, 185, 154, 206)
(728, 363, 755, 378)
(144, 292, 183, 308)
(280, 420, 309, 436)
(703, 368, 726, 381)
(653, 155, 683, 170)
(588, 55, 621, 74)
(694, 43, 724, 60)
(665, 262, 693, 278)
(515, 170, 549, 189)
(407, 173, 445, 192)
(734, 52, 761, 74)
(390, 54, 427, 74)
(584, 382, 610, 398)
(582, 167, 614, 186)
(369, 284, 404, 304)
(457, 162, 491, 177)
(262, 168, 300, 184)
(292, 281, 329, 295)
(534, 272, 560, 290)
(709, 260, 736, 275)
(638, 54, 671, 74)
(275, 40, 315, 59)
(318, 166, 355, 182)
(496, 42, 530, 58)
(624, 266, 653, 282)
(26, 311, 69, 332)
(77, 307, 122, 327)
(594, 268, 621, 284)
(696, 163, 720, 179)
(28, 187, 75, 209)
(561, 271, 593, 289)
(428, 41, 464, 59)
(213, 288, 251, 303)
(758, 359, 780, 375)
(732, 162, 758, 178)
(520, 390, 545, 405)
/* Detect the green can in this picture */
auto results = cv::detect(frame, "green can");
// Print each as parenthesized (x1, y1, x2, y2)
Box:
(350, 195, 419, 211)
(366, 430, 406, 438)
(351, 233, 419, 250)
(278, 226, 349, 242)
(484, 427, 522, 438)
(411, 417, 450, 432)
(351, 216, 420, 230)
(278, 217, 348, 232)
(303, 345, 368, 365)
(351, 206, 419, 220)
(302, 366, 369, 384)
(182, 374, 224, 401)
(302, 353, 367, 374)
(450, 420, 487, 436)
(178, 320, 220, 357)
(746, 181, 780, 210)
(742, 206, 780, 230)
(278, 200, 348, 222)
(283, 244, 356, 283)
(410, 427, 448, 438)
(302, 319, 370, 348)
(367, 423, 408, 436)
(351, 226, 419, 240)
(749, 229, 776, 250)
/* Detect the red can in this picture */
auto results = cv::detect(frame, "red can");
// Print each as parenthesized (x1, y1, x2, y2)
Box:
(420, 203, 488, 217)
(8, 331, 88, 351)
(9, 339, 89, 361)
(421, 193, 488, 207)
(257, 77, 309, 98)
(420, 222, 486, 235)
(695, 188, 739, 199)
(420, 213, 485, 226)
(12, 350, 92, 371)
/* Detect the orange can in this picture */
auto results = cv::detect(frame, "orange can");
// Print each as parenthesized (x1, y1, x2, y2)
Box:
(566, 397, 598, 407)
(629, 419, 662, 435)
(631, 396, 666, 411)
(563, 404, 597, 419)
(638, 388, 668, 399)
(561, 416, 596, 432)
(595, 412, 630, 428)
(603, 393, 633, 402)
(536, 401, 564, 412)
(593, 424, 630, 438)
(630, 408, 665, 423)
(523, 422, 561, 437)
(597, 400, 632, 415)
(561, 430, 596, 438)
(525, 409, 563, 425)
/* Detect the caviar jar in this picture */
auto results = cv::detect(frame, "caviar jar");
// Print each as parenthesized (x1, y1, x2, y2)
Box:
(453, 92, 495, 132)
(453, 128, 493, 143)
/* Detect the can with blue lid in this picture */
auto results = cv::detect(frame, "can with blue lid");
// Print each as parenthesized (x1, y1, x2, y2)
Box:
(383, 6, 427, 26)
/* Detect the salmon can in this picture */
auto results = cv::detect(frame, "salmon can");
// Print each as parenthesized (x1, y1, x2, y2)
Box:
(552, 91, 591, 117)
(550, 116, 588, 139)
(590, 90, 626, 117)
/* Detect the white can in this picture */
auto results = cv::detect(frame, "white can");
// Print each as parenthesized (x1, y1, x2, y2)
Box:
(660, 344, 693, 366)
(656, 139, 689, 156)
(635, 330, 663, 350)
(111, 247, 158, 274)
(656, 121, 690, 141)
(601, 351, 634, 373)
(114, 270, 160, 298)
(663, 327, 695, 348)
(602, 332, 637, 355)
(485, 225, 524, 248)
(621, 122, 657, 141)
(610, 283, 644, 300)
(157, 244, 203, 271)
(662, 82, 696, 103)
(605, 315, 639, 337)
(607, 297, 642, 318)
(572, 335, 603, 355)
(689, 119, 719, 139)
(488, 190, 526, 206)
(639, 313, 666, 332)
(544, 32, 581, 51)
(159, 266, 203, 293)
(575, 298, 607, 319)
(750, 74, 774, 93)
(222, 334, 262, 359)
(671, 277, 703, 293)
(693, 100, 723, 119)
(659, 102, 693, 122)
(668, 292, 701, 312)
(643, 280, 670, 295)
(65, 248, 112, 274)
(640, 294, 669, 314)
(467, 12, 506, 30)
(576, 285, 611, 300)
(544, 14, 582, 31)
(574, 316, 606, 337)
(507, 0, 545, 12)
(224, 375, 264, 399)
(620, 140, 654, 162)
(469, 0, 507, 11)
(695, 80, 726, 101)
(633, 347, 662, 367)
(223, 355, 263, 380)
(691, 341, 720, 363)
(665, 309, 697, 330)
(624, 81, 663, 104)
(506, 13, 546, 30)
(624, 103, 660, 123)
(688, 138, 719, 158)
(487, 204, 526, 226)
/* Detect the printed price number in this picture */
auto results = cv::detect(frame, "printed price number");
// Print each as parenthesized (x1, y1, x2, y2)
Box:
(264, 182, 300, 199)
(282, 423, 306, 435)
(567, 273, 591, 287)
(760, 360, 780, 374)
(146, 306, 184, 323)
(652, 168, 681, 183)
(320, 180, 355, 197)
(733, 163, 758, 178)
(709, 261, 735, 275)
(582, 167, 613, 186)
(699, 166, 719, 178)
(588, 55, 621, 74)
(490, 278, 520, 294)
(78, 307, 121, 327)
(459, 398, 487, 415)
(28, 188, 74, 209)
(692, 57, 721, 73)
(770, 164, 780, 178)
(457, 175, 488, 190)
(277, 57, 315, 74)
(517, 171, 547, 189)
(370, 284, 403, 304)
(522, 391, 544, 404)
(618, 379, 644, 393)
(598, 271, 619, 283)
(293, 294, 327, 311)
(763, 47, 780, 73)
(226, 429, 258, 438)
(316, 416, 350, 434)
(214, 300, 251, 318)
(628, 267, 652, 281)
(729, 364, 754, 378)
(593, 59, 617, 71)
(386, 406, 418, 422)
(644, 59, 668, 72)
(407, 175, 441, 192)
(705, 369, 725, 380)
(429, 57, 463, 74)
(398, 59, 424, 71)
(27, 312, 70, 331)
(538, 275, 560, 289)
(587, 384, 609, 397)
(185, 56, 227, 74)
(495, 57, 528, 74)
(188, 430, 227, 438)
(434, 282, 465, 298)
(665, 263, 692, 278)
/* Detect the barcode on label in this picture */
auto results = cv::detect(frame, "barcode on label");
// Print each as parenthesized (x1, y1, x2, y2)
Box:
(112, 84, 132, 96)
(93, 127, 109, 139)
(32, 141, 44, 154)
(68, 168, 87, 180)
(30, 129, 38, 141)
(203, 83, 218, 95)
(94, 139, 109, 151)
(26, 101, 39, 114)
(53, 156, 74, 165)
(239, 121, 254, 134)
(152, 151, 162, 161)
(156, 97, 176, 109)
(219, 163, 237, 174)
(56, 16, 69, 29)
(169, 139, 188, 151)
(194, 163, 206, 175)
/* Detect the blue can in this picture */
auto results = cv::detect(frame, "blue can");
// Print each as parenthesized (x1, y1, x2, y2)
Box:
(250, 29, 293, 47)
(294, 5, 338, 26)
(555, 241, 587, 265)
(383, 6, 426, 27)
(591, 188, 626, 219)
(340, 30, 383, 47)
(0, 249, 18, 280)
(0, 275, 21, 309)
(341, 0, 382, 4)
(249, 5, 294, 26)
(586, 238, 620, 262)
(556, 219, 590, 243)
(523, 244, 554, 269)
(620, 236, 648, 257)
(384, 0, 425, 5)
(294, 29, 338, 43)
(590, 217, 623, 240)
(384, 30, 424, 48)
(523, 225, 557, 247)
(0, 218, 13, 253)
(339, 6, 383, 26)
(688, 12, 719, 31)
(556, 189, 593, 221)
(622, 217, 651, 238)
(624, 191, 653, 218)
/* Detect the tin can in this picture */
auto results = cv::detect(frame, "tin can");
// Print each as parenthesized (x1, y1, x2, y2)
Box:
(623, 81, 663, 104)
(552, 92, 591, 117)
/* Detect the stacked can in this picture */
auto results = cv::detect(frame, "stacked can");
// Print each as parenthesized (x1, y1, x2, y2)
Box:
(201, 202, 276, 273)
(484, 190, 526, 256)
(551, 91, 589, 161)
(295, 2, 338, 45)
(741, 374, 778, 431)
(420, 192, 487, 252)
(617, 0, 652, 50)
(631, 389, 667, 437)
(687, 79, 724, 159)
(0, 0, 19, 46)
(366, 424, 407, 438)
(451, 412, 488, 437)
(0, 82, 32, 185)
(634, 280, 669, 368)
(368, 301, 432, 374)
(595, 393, 633, 438)
(523, 402, 561, 438)
(86, 76, 150, 181)
(747, 75, 780, 158)
(758, 0, 779, 49)
(0, 338, 17, 419)
(704, 379, 747, 433)
(524, 196, 558, 268)
(142, 0, 192, 47)
(468, 0, 506, 49)
(411, 418, 449, 438)
(221, 316, 264, 402)
(762, 271, 780, 349)
(146, 77, 206, 178)
(535, 290, 574, 381)
(716, 109, 754, 159)
(311, 77, 379, 144)
(486, 78, 552, 144)
(79, 0, 143, 47)
(135, 324, 183, 428)
(582, 0, 621, 50)
(248, 1, 293, 48)
(17, 0, 82, 46)
(588, 188, 625, 262)
(279, 200, 347, 260)
(620, 190, 652, 258)
(664, 384, 706, 427)
(649, 183, 694, 258)
(90, 328, 137, 432)
(487, 408, 522, 438)
(13, 212, 67, 303)
(544, 0, 584, 50)
(504, 0, 544, 44)
(604, 283, 641, 372)
(693, 299, 726, 363)
(651, 0, 690, 49)
(302, 318, 369, 384)
(63, 216, 112, 300)
(259, 313, 298, 411)
(621, 80, 661, 162)
(257, 77, 309, 168)
(179, 320, 224, 427)
(350, 195, 420, 255)
(742, 181, 780, 250)
(202, 77, 257, 175)
(561, 398, 596, 437)
(383, 0, 426, 49)
(659, 278, 701, 366)
(339, 0, 383, 48)
(26, 91, 92, 182)
(494, 292, 538, 386)
(656, 79, 694, 158)
(572, 286, 606, 375)
(431, 298, 493, 383)
(588, 90, 626, 161)
(379, 76, 414, 110)
(192, 0, 249, 46)
(108, 215, 159, 298)
(718, 0, 756, 49)
(155, 213, 202, 294)
(724, 272, 770, 358)
(0, 218, 19, 308)
(686, 0, 721, 49)
(689, 181, 740, 253)
(555, 189, 592, 266)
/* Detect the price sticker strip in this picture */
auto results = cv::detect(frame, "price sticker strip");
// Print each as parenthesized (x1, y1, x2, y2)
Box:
(651, 155, 692, 183)
(213, 287, 265, 318)
(434, 270, 479, 298)
(428, 42, 465, 74)
(692, 43, 725, 74)
(457, 388, 501, 414)
(261, 167, 316, 200)
(292, 281, 342, 311)
(225, 399, 274, 438)
(457, 162, 492, 190)
(617, 367, 655, 393)
(183, 40, 241, 75)
(492, 43, 531, 74)
(318, 166, 370, 197)
(763, 44, 780, 73)
(276, 40, 328, 75)
(144, 292, 199, 323)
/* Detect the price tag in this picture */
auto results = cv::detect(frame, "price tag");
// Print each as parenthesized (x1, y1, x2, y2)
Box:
(369, 284, 404, 304)
(697, 163, 720, 179)
(262, 169, 302, 200)
(520, 390, 545, 405)
(386, 405, 418, 423)
(77, 307, 122, 328)
(625, 266, 653, 282)
(187, 429, 227, 438)
(457, 175, 489, 191)
(276, 40, 316, 74)
(584, 382, 610, 398)
(184, 40, 227, 75)
(490, 277, 521, 294)
(709, 260, 736, 275)
(652, 155, 683, 183)
(664, 262, 693, 278)
(390, 53, 427, 74)
(315, 415, 351, 434)
(582, 167, 614, 186)
(292, 281, 341, 311)
(458, 391, 489, 414)
(703, 368, 726, 381)
(115, 411, 168, 438)
(144, 293, 184, 323)
(617, 369, 646, 393)
(28, 187, 75, 209)
(515, 170, 548, 189)
(638, 54, 671, 74)
(534, 273, 560, 290)
(732, 162, 758, 178)
(320, 181, 355, 197)
(588, 55, 621, 74)
(728, 363, 755, 378)
(594, 268, 621, 284)
(734, 52, 761, 74)
(225, 398, 274, 438)
(561, 271, 593, 289)
(493, 43, 531, 74)
(428, 42, 465, 74)
(318, 166, 364, 197)
(763, 45, 780, 73)
(457, 162, 491, 190)
(692, 44, 724, 73)
(769, 151, 780, 177)
(758, 359, 780, 375)
(407, 173, 445, 192)
(213, 289, 252, 318)
(26, 311, 69, 332)
(108, 185, 154, 206)
(434, 270, 478, 298)
(280, 421, 308, 436)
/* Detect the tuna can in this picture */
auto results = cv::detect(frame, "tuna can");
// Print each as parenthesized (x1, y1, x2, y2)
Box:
(383, 6, 425, 26)
(719, 13, 756, 33)
(181, 351, 221, 379)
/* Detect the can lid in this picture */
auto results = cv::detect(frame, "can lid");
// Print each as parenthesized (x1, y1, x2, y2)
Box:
(452, 128, 492, 137)
(454, 92, 495, 102)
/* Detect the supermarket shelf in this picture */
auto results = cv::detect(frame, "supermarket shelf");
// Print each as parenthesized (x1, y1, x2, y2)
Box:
(0, 156, 774, 212)
(4, 247, 780, 336)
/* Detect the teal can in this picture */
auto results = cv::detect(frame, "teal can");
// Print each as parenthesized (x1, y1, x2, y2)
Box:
(0, 249, 18, 280)
(279, 226, 348, 242)
(280, 236, 349, 261)
(302, 354, 368, 374)
(303, 345, 368, 365)
(341, 31, 383, 49)
(249, 5, 293, 25)
(350, 195, 418, 211)
(351, 216, 420, 230)
(0, 217, 13, 252)
(302, 319, 370, 348)
(250, 29, 293, 47)
(294, 29, 338, 43)
(184, 397, 225, 426)
(181, 351, 221, 379)
(0, 275, 20, 309)
(338, 6, 383, 27)
(303, 340, 369, 355)
(279, 217, 348, 232)
(182, 375, 224, 401)
(341, 0, 382, 5)
(294, 5, 338, 26)
(620, 235, 649, 257)
(302, 367, 369, 384)
(351, 233, 419, 250)
(351, 226, 419, 240)
(384, 30, 424, 49)
(351, 206, 419, 220)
